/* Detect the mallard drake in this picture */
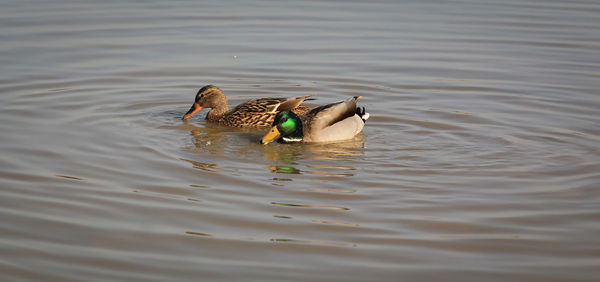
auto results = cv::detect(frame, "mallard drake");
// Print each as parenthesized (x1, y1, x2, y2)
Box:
(261, 96, 369, 144)
(182, 85, 312, 127)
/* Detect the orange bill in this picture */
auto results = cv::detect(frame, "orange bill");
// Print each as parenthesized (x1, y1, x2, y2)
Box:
(261, 126, 280, 144)
(182, 103, 203, 120)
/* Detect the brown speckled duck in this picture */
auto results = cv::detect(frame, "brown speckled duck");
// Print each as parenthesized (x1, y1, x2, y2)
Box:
(182, 85, 312, 127)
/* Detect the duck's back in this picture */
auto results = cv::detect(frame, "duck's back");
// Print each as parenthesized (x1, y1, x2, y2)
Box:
(219, 96, 312, 127)
(301, 96, 364, 142)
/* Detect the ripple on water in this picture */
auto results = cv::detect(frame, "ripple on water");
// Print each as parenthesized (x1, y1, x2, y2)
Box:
(2, 0, 600, 281)
(271, 202, 350, 211)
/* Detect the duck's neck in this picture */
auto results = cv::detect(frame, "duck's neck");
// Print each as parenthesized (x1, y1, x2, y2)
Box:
(205, 98, 229, 121)
(282, 136, 303, 143)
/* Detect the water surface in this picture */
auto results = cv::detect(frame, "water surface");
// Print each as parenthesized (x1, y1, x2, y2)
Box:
(1, 0, 599, 281)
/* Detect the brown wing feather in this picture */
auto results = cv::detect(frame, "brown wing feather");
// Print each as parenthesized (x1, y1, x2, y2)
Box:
(292, 105, 310, 115)
(231, 98, 285, 113)
(219, 111, 274, 127)
(276, 95, 313, 111)
(220, 95, 313, 127)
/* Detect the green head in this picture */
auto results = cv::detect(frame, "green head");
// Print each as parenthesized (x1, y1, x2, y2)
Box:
(261, 111, 303, 144)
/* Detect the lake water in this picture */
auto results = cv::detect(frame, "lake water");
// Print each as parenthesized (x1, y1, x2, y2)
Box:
(1, 0, 599, 281)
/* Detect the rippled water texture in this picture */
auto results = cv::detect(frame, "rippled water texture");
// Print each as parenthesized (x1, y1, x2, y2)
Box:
(1, 0, 599, 281)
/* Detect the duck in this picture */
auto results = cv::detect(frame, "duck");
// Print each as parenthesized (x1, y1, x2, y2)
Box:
(261, 96, 369, 144)
(182, 85, 312, 127)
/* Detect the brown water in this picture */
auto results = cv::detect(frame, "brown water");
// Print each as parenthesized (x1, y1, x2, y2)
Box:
(1, 0, 599, 281)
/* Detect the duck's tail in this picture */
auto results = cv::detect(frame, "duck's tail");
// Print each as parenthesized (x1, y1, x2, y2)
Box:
(356, 107, 370, 123)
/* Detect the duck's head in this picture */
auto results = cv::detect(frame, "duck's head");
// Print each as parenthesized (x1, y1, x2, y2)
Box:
(182, 85, 227, 120)
(261, 111, 303, 144)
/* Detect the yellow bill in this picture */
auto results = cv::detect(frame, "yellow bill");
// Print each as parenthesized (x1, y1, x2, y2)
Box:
(261, 126, 280, 144)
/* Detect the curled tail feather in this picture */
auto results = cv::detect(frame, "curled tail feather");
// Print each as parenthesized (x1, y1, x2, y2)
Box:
(356, 107, 369, 123)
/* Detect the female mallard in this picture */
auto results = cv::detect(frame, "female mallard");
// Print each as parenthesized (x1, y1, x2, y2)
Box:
(261, 96, 369, 144)
(182, 85, 312, 127)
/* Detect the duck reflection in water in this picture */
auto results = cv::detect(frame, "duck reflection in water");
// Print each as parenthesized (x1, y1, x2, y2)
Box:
(180, 158, 219, 172)
(182, 119, 234, 155)
(180, 120, 229, 171)
(262, 137, 365, 179)
(261, 137, 365, 162)
(182, 116, 365, 179)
